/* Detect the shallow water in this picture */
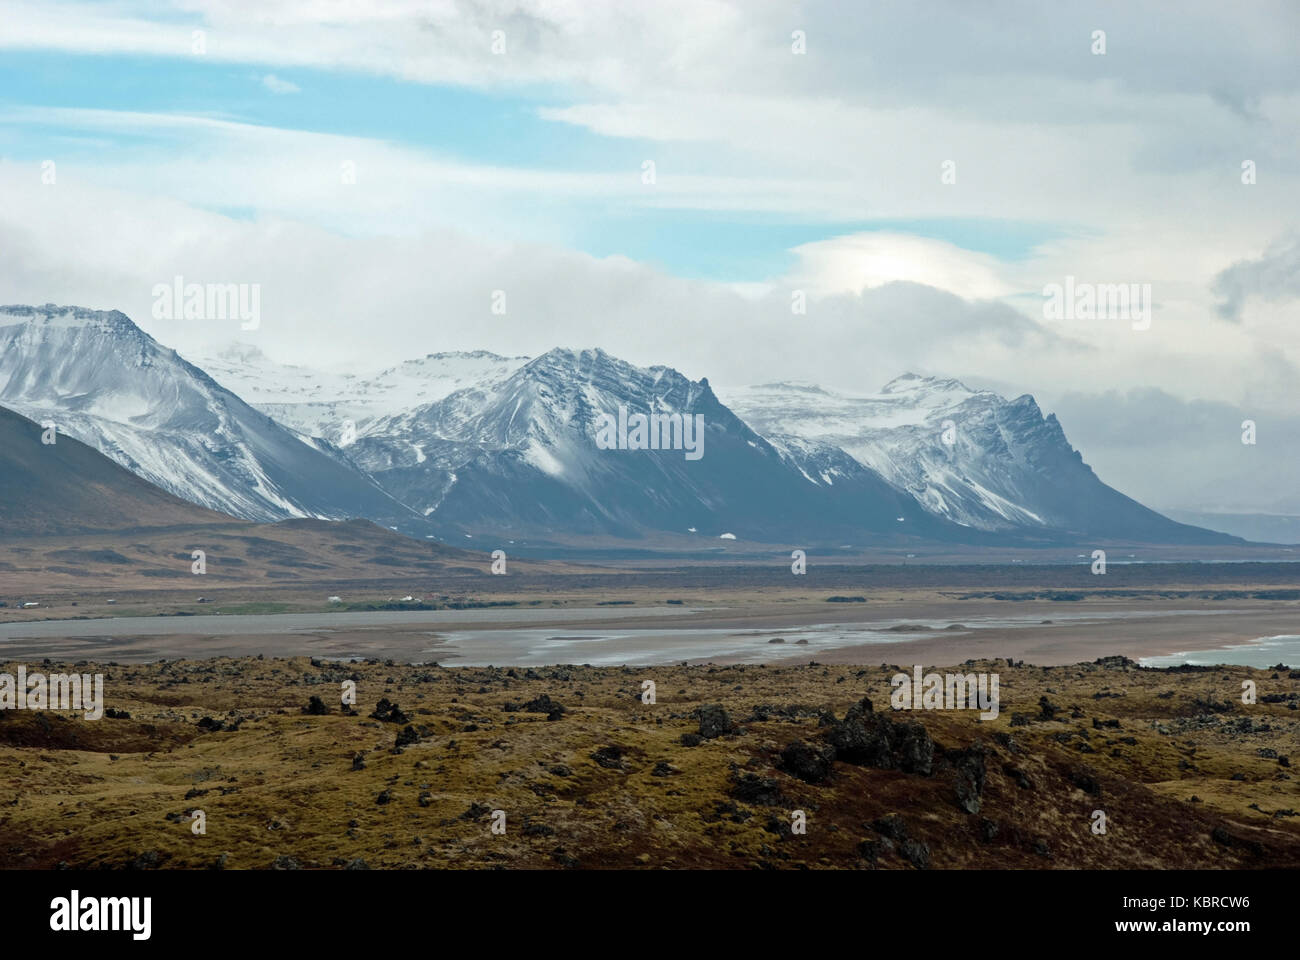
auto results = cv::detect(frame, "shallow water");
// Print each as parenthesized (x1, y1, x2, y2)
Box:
(432, 610, 1248, 666)
(0, 606, 697, 640)
(1139, 635, 1300, 669)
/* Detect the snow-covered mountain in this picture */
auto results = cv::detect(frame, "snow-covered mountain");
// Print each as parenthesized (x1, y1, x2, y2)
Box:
(726, 374, 1230, 544)
(0, 304, 1236, 548)
(343, 348, 944, 542)
(192, 344, 527, 442)
(0, 305, 419, 525)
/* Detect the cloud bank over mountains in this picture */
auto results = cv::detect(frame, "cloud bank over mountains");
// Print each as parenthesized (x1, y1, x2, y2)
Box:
(0, 1, 1295, 517)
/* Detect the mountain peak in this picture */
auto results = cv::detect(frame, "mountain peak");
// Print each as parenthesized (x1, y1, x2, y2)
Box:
(531, 346, 612, 365)
(879, 372, 975, 396)
(0, 303, 143, 335)
(520, 347, 709, 400)
(414, 349, 527, 363)
(523, 347, 630, 380)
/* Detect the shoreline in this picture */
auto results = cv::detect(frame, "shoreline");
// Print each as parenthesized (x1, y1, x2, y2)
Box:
(1, 599, 1294, 668)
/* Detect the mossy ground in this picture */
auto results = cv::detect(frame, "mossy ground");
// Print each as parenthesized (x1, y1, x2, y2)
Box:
(1, 656, 1297, 869)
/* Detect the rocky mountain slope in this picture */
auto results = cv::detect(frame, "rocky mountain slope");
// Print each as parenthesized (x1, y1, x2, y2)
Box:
(0, 304, 1238, 548)
(726, 375, 1234, 544)
(0, 403, 233, 537)
(0, 305, 420, 526)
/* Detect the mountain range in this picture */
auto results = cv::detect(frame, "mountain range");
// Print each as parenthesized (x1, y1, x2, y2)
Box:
(0, 305, 420, 528)
(0, 304, 1241, 551)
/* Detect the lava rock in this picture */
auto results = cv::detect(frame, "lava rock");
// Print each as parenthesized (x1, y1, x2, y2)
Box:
(778, 739, 836, 784)
(370, 698, 410, 724)
(696, 704, 734, 740)
(729, 772, 785, 807)
(591, 744, 630, 771)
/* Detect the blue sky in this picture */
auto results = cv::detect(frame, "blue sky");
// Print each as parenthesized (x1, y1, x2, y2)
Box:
(0, 48, 1062, 281)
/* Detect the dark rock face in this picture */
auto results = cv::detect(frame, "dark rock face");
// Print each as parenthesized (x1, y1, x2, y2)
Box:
(858, 839, 886, 863)
(696, 704, 733, 740)
(900, 838, 931, 870)
(824, 698, 933, 774)
(395, 725, 419, 749)
(370, 698, 410, 724)
(825, 697, 888, 765)
(949, 746, 988, 814)
(520, 694, 565, 720)
(730, 773, 785, 807)
(746, 703, 825, 723)
(778, 739, 836, 784)
(871, 814, 909, 842)
(895, 721, 935, 775)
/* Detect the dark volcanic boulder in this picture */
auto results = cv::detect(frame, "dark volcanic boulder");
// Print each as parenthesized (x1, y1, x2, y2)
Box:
(900, 838, 931, 869)
(894, 720, 934, 775)
(826, 706, 892, 766)
(826, 700, 933, 774)
(950, 746, 988, 814)
(871, 813, 910, 843)
(730, 773, 785, 807)
(696, 704, 734, 739)
(370, 698, 410, 724)
(521, 694, 565, 719)
(779, 739, 836, 783)
(395, 725, 419, 749)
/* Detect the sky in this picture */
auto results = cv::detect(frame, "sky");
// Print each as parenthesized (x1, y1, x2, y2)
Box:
(0, 0, 1297, 516)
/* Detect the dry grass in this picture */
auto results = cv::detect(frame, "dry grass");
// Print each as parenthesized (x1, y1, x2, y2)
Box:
(1, 654, 1297, 870)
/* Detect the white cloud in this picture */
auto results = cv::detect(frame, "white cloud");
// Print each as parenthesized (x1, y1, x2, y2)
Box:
(788, 233, 1016, 301)
(0, 0, 1297, 513)
(1213, 234, 1300, 321)
(260, 74, 300, 95)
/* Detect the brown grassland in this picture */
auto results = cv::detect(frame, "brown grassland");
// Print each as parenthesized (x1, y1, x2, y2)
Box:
(1, 653, 1297, 870)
